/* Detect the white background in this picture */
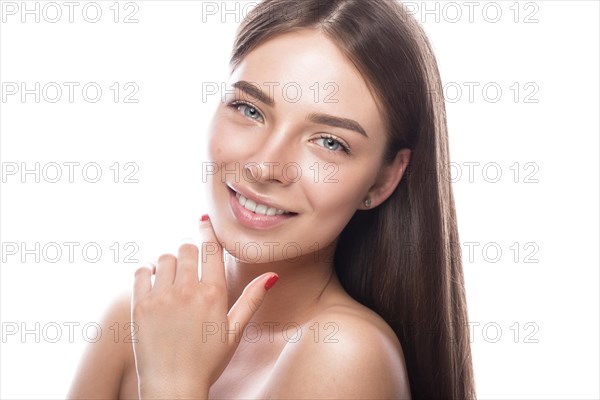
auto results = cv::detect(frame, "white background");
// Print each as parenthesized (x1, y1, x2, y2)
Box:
(0, 1, 598, 398)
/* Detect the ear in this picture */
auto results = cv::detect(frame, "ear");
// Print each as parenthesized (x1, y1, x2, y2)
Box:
(361, 148, 411, 209)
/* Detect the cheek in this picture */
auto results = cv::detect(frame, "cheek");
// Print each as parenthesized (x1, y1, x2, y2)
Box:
(303, 160, 372, 208)
(298, 164, 372, 240)
(207, 117, 243, 164)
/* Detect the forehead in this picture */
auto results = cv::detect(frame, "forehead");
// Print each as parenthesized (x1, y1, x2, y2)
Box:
(228, 29, 386, 138)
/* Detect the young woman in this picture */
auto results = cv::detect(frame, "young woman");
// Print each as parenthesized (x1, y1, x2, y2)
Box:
(68, 0, 475, 398)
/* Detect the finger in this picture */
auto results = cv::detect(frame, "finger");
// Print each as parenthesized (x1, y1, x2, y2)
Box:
(132, 265, 153, 305)
(227, 273, 279, 341)
(199, 215, 226, 290)
(153, 253, 177, 290)
(174, 242, 199, 285)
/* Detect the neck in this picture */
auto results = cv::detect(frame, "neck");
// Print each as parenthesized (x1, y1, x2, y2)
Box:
(224, 241, 341, 328)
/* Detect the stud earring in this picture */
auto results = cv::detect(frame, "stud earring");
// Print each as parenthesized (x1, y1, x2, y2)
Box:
(364, 198, 372, 208)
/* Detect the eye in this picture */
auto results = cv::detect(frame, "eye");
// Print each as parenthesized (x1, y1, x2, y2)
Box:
(228, 100, 264, 122)
(314, 135, 351, 154)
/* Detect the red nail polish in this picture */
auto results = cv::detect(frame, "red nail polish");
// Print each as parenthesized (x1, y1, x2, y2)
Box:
(201, 214, 210, 222)
(264, 275, 279, 290)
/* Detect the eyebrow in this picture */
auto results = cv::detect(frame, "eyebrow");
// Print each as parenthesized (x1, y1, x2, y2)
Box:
(307, 112, 368, 138)
(232, 80, 274, 106)
(231, 80, 368, 138)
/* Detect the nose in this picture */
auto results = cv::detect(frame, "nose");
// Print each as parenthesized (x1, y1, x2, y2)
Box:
(244, 160, 297, 185)
(243, 127, 299, 186)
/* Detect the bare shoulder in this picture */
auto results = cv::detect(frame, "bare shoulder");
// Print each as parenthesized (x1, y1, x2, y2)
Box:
(267, 299, 412, 399)
(67, 292, 138, 400)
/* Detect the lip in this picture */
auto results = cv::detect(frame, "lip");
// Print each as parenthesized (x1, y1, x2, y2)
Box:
(227, 184, 297, 230)
(227, 183, 295, 213)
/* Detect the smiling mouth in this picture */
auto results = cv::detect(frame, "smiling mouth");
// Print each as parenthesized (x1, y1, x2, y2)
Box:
(235, 191, 291, 216)
(227, 186, 298, 217)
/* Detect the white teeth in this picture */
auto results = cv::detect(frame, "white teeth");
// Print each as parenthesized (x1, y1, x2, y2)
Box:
(236, 192, 289, 215)
(235, 192, 246, 206)
(244, 199, 257, 212)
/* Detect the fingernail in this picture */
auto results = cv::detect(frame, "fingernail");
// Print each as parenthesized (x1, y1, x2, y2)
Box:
(201, 214, 210, 222)
(264, 274, 279, 290)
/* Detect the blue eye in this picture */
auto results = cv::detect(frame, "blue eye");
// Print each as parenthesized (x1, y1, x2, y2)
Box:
(315, 135, 350, 154)
(229, 101, 263, 122)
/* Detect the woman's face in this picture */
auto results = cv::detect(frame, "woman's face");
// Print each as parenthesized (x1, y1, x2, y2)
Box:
(205, 29, 394, 264)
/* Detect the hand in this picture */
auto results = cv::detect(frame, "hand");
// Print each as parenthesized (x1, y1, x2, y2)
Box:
(130, 215, 279, 399)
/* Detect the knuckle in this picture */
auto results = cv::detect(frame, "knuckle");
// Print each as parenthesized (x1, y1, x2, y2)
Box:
(176, 284, 197, 302)
(177, 258, 197, 271)
(202, 284, 221, 305)
(247, 296, 264, 314)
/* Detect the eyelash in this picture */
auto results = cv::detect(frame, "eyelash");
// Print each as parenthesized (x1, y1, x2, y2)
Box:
(226, 100, 351, 155)
(315, 134, 351, 155)
(227, 100, 264, 122)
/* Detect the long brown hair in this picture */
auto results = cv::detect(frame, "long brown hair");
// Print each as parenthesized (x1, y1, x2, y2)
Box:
(230, 1, 475, 398)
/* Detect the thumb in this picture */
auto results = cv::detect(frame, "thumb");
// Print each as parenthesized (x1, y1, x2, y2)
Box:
(226, 273, 279, 342)
(198, 214, 226, 287)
